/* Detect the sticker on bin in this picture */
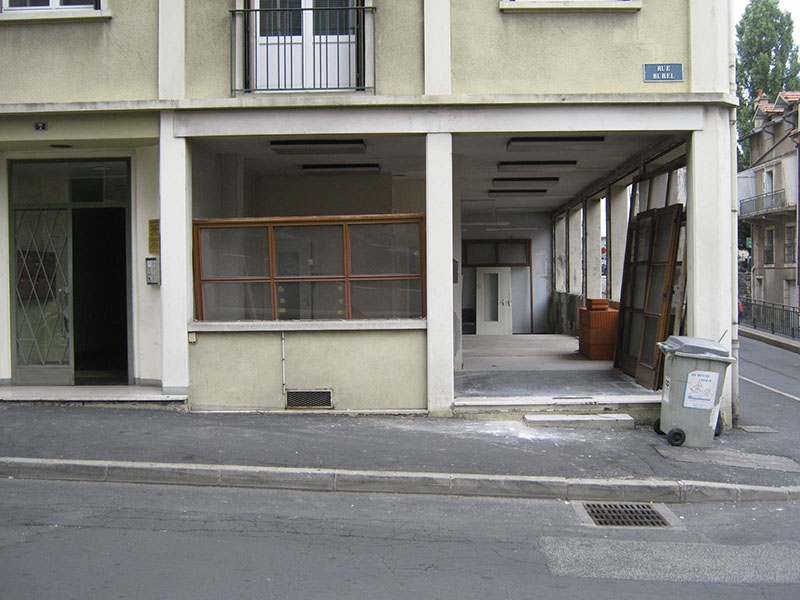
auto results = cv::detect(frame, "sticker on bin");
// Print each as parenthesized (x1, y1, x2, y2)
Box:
(682, 371, 719, 409)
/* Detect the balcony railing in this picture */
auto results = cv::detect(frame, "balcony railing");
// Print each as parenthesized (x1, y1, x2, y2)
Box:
(739, 189, 789, 217)
(230, 5, 375, 94)
(740, 297, 799, 339)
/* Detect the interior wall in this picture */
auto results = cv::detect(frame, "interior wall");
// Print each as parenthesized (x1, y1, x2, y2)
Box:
(254, 173, 394, 217)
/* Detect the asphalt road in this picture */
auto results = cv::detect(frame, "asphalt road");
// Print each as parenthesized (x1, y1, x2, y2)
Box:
(1, 479, 799, 600)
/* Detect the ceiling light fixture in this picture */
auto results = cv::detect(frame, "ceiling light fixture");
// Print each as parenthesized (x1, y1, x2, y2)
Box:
(488, 189, 547, 198)
(506, 136, 605, 152)
(302, 163, 381, 173)
(271, 139, 366, 155)
(497, 160, 577, 172)
(492, 177, 559, 187)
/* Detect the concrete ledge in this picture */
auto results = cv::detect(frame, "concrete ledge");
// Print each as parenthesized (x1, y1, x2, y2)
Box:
(739, 327, 800, 355)
(1, 457, 794, 504)
(524, 413, 635, 429)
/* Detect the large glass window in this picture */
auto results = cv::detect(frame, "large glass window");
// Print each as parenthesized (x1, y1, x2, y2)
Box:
(765, 228, 775, 266)
(194, 216, 424, 321)
(4, 1, 97, 8)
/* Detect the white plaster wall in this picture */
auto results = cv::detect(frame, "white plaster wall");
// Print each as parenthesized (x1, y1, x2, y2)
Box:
(132, 146, 163, 385)
(185, 0, 233, 99)
(0, 1, 159, 103)
(188, 330, 427, 411)
(452, 0, 691, 95)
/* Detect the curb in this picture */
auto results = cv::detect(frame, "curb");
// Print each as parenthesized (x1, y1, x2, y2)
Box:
(2, 457, 797, 503)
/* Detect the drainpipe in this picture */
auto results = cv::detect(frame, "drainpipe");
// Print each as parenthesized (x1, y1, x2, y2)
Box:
(729, 5, 740, 428)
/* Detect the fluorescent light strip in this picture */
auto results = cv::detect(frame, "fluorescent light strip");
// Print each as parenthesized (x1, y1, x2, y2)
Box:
(302, 163, 381, 173)
(488, 189, 548, 197)
(497, 161, 577, 172)
(271, 139, 366, 155)
(507, 136, 605, 151)
(492, 177, 559, 187)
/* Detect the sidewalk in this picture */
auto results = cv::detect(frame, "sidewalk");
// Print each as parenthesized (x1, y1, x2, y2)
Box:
(2, 404, 798, 503)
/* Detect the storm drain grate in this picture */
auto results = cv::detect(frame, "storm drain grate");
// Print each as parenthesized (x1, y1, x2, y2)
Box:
(582, 502, 670, 527)
(286, 390, 332, 409)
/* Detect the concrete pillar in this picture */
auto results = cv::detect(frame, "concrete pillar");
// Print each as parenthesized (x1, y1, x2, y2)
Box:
(158, 0, 186, 100)
(585, 198, 603, 299)
(553, 213, 567, 292)
(159, 112, 192, 395)
(568, 205, 583, 296)
(452, 158, 463, 370)
(423, 0, 451, 95)
(0, 157, 10, 383)
(608, 184, 629, 302)
(426, 133, 454, 415)
(686, 106, 734, 417)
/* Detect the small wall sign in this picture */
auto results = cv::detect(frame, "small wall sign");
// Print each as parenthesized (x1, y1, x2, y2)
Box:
(148, 219, 160, 254)
(644, 63, 683, 82)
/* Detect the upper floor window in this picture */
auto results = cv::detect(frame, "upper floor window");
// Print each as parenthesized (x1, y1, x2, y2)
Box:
(765, 227, 775, 266)
(3, 1, 98, 9)
(786, 225, 796, 265)
(0, 0, 109, 20)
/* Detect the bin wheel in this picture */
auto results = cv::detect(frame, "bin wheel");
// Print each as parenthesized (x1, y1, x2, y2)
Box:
(667, 428, 686, 447)
(653, 418, 665, 435)
(714, 417, 723, 438)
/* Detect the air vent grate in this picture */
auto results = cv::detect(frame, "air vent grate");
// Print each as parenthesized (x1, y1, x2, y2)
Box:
(286, 390, 332, 409)
(582, 502, 670, 527)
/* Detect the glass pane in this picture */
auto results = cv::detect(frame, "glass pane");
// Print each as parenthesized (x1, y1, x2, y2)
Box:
(275, 225, 343, 276)
(484, 273, 499, 322)
(627, 312, 643, 357)
(640, 316, 659, 366)
(60, 0, 95, 5)
(635, 216, 652, 261)
(498, 242, 527, 265)
(10, 160, 130, 206)
(14, 210, 70, 366)
(466, 243, 496, 265)
(8, 1, 50, 7)
(349, 223, 420, 275)
(632, 264, 648, 310)
(350, 280, 422, 319)
(201, 228, 270, 279)
(314, 0, 353, 35)
(260, 0, 301, 36)
(201, 283, 272, 321)
(652, 213, 674, 262)
(276, 281, 345, 319)
(646, 265, 666, 314)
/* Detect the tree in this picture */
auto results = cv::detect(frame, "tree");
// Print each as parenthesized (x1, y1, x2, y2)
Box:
(736, 0, 800, 168)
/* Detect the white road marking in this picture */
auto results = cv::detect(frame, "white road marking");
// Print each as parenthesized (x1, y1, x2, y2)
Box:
(740, 376, 800, 402)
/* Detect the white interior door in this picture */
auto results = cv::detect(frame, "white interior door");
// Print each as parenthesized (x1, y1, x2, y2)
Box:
(476, 267, 512, 335)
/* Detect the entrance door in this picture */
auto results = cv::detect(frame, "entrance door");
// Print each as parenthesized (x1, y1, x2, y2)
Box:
(10, 159, 130, 386)
(256, 0, 358, 90)
(476, 267, 512, 335)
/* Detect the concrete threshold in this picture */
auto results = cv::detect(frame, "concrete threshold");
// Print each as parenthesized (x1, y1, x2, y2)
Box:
(1, 457, 796, 504)
(524, 413, 635, 429)
(0, 385, 187, 404)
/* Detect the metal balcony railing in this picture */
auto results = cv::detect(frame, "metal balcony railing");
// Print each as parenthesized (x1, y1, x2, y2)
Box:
(740, 297, 800, 339)
(739, 189, 788, 217)
(230, 5, 375, 94)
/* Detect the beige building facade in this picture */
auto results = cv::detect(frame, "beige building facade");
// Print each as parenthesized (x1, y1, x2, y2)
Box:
(1, 1, 738, 420)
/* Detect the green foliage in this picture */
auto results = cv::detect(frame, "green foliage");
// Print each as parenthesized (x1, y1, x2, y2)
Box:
(736, 0, 800, 166)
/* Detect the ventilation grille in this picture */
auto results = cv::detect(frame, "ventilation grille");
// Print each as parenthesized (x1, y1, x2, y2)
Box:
(582, 503, 670, 527)
(286, 390, 332, 409)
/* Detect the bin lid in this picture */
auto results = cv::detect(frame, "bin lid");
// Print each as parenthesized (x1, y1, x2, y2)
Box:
(657, 335, 731, 359)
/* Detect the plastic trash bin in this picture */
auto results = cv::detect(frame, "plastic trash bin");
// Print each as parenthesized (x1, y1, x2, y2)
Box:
(654, 336, 736, 448)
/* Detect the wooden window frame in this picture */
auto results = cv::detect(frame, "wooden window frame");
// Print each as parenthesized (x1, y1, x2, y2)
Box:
(193, 213, 425, 321)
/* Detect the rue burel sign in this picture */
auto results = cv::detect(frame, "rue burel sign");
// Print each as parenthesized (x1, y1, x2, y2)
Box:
(643, 63, 683, 82)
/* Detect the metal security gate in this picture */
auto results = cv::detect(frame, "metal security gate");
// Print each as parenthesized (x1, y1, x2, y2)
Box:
(13, 209, 72, 384)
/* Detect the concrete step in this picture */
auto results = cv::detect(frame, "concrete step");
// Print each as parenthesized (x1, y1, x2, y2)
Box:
(523, 413, 635, 430)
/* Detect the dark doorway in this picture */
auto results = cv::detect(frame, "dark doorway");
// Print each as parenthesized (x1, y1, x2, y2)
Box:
(72, 207, 129, 385)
